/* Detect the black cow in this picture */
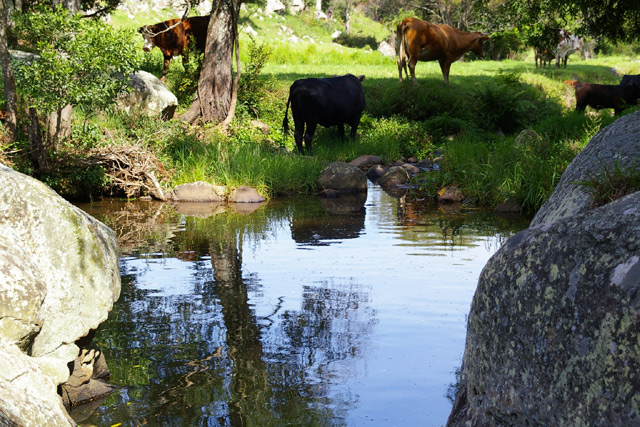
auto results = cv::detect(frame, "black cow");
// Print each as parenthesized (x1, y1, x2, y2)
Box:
(283, 74, 366, 155)
(621, 74, 640, 86)
(575, 82, 640, 115)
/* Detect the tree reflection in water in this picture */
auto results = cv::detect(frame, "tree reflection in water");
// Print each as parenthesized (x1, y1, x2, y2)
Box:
(75, 187, 529, 426)
(79, 195, 376, 426)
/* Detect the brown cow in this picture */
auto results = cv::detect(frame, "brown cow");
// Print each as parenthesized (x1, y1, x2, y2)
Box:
(138, 15, 210, 82)
(575, 82, 640, 115)
(396, 17, 489, 86)
(534, 47, 554, 69)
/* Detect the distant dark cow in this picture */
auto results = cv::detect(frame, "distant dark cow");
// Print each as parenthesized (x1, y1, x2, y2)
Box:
(396, 17, 489, 85)
(283, 74, 366, 155)
(138, 15, 210, 81)
(575, 82, 640, 115)
(535, 47, 554, 68)
(621, 74, 640, 86)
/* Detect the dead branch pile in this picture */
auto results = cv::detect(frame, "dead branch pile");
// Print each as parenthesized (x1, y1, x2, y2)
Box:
(88, 145, 170, 200)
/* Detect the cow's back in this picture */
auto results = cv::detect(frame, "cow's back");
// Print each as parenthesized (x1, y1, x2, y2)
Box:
(290, 74, 365, 127)
(146, 16, 210, 56)
(185, 16, 210, 51)
(621, 74, 640, 86)
(576, 82, 640, 111)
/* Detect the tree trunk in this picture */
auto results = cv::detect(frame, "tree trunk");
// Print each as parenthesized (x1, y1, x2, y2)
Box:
(315, 0, 321, 11)
(45, 104, 72, 148)
(182, 0, 240, 125)
(0, 0, 17, 143)
(345, 0, 351, 34)
(28, 108, 50, 172)
(52, 0, 79, 14)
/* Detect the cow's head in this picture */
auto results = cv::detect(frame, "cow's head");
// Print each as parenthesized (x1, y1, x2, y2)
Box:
(471, 34, 490, 58)
(138, 26, 156, 52)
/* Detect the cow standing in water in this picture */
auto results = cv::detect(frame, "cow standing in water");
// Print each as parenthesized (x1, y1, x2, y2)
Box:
(138, 16, 210, 82)
(283, 74, 366, 155)
(396, 17, 489, 86)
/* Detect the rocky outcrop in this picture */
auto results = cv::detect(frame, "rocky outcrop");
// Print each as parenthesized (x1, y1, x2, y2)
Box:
(119, 71, 178, 120)
(0, 164, 121, 425)
(448, 111, 640, 425)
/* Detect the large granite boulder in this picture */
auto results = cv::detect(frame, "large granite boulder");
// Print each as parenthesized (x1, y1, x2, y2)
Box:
(448, 112, 640, 425)
(119, 70, 178, 120)
(0, 341, 74, 426)
(0, 164, 121, 425)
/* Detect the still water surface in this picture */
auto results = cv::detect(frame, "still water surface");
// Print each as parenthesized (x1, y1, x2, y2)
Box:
(75, 183, 530, 426)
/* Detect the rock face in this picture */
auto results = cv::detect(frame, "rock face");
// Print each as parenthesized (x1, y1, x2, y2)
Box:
(0, 164, 121, 425)
(448, 112, 640, 425)
(317, 162, 367, 193)
(119, 71, 178, 120)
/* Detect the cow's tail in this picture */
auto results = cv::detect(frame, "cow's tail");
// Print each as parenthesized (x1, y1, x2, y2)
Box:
(282, 92, 292, 139)
(396, 20, 408, 79)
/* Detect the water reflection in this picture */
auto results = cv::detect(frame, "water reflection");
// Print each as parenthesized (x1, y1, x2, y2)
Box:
(292, 192, 367, 246)
(75, 184, 529, 426)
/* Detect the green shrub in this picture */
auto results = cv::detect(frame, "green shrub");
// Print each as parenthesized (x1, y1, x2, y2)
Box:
(334, 32, 378, 50)
(237, 40, 274, 117)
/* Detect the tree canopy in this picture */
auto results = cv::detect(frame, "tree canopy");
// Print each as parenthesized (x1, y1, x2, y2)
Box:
(487, 0, 640, 42)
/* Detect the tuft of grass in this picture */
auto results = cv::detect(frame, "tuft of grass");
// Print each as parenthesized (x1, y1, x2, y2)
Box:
(574, 157, 640, 208)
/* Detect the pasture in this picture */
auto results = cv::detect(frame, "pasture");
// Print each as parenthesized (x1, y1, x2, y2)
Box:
(6, 7, 640, 212)
(130, 8, 640, 212)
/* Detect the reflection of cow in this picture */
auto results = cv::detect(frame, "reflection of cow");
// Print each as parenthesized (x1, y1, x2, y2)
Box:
(283, 74, 366, 155)
(575, 82, 640, 115)
(291, 193, 367, 246)
(396, 17, 489, 85)
(138, 16, 210, 81)
(555, 30, 582, 68)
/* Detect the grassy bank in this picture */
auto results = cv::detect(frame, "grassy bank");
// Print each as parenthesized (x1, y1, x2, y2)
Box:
(4, 9, 640, 212)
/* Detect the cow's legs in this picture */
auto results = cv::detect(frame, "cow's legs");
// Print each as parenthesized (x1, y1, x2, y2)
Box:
(398, 56, 404, 82)
(408, 58, 418, 85)
(439, 60, 451, 86)
(303, 122, 317, 156)
(337, 123, 345, 142)
(161, 56, 171, 82)
(349, 118, 361, 139)
(293, 120, 305, 154)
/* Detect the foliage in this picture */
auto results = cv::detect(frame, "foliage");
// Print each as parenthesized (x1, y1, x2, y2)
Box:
(334, 32, 378, 50)
(237, 39, 273, 117)
(174, 37, 205, 104)
(484, 28, 526, 60)
(574, 157, 640, 208)
(11, 4, 142, 115)
(498, 0, 640, 43)
(473, 70, 556, 134)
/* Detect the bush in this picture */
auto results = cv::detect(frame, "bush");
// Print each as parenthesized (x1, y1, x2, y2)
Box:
(237, 40, 274, 118)
(334, 32, 377, 50)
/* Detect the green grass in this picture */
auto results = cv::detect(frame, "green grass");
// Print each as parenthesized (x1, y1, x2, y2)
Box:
(6, 8, 640, 211)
